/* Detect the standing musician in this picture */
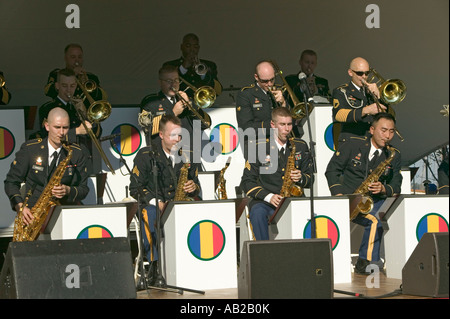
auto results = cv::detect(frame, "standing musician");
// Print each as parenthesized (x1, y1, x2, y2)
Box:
(240, 107, 313, 241)
(36, 68, 100, 175)
(4, 107, 89, 225)
(332, 57, 394, 148)
(140, 65, 211, 163)
(129, 114, 201, 284)
(162, 33, 222, 97)
(44, 43, 107, 109)
(236, 60, 287, 159)
(325, 113, 402, 274)
(0, 71, 12, 105)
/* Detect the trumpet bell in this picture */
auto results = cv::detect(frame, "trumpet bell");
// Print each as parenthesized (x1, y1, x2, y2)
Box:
(87, 100, 112, 122)
(379, 79, 407, 105)
(195, 86, 216, 108)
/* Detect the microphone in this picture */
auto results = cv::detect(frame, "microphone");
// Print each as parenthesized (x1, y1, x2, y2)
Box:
(298, 72, 314, 102)
(99, 133, 122, 142)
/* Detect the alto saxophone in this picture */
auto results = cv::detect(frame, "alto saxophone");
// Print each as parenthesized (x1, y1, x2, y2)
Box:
(13, 143, 73, 241)
(217, 157, 231, 200)
(350, 145, 397, 220)
(173, 156, 194, 202)
(280, 138, 303, 198)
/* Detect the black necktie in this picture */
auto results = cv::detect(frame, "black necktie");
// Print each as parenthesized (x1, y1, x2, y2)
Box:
(48, 151, 58, 178)
(369, 150, 379, 167)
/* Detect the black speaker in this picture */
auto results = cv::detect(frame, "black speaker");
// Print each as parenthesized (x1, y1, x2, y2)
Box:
(238, 239, 333, 299)
(402, 232, 449, 298)
(0, 238, 136, 299)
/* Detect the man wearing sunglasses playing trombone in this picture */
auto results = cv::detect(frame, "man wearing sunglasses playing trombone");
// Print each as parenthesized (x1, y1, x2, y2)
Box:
(331, 57, 389, 148)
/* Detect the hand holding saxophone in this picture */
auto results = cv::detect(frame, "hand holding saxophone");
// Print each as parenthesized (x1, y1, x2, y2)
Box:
(52, 184, 70, 199)
(183, 179, 197, 194)
(15, 203, 33, 226)
(289, 169, 302, 183)
(368, 181, 385, 195)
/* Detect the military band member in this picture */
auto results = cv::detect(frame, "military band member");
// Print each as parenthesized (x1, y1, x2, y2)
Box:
(44, 43, 107, 110)
(4, 107, 89, 225)
(162, 33, 222, 97)
(0, 71, 12, 105)
(325, 112, 402, 274)
(37, 68, 100, 175)
(129, 114, 201, 283)
(240, 107, 313, 240)
(332, 57, 391, 148)
(236, 60, 287, 159)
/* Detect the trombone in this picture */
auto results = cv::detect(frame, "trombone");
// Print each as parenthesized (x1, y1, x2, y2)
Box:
(171, 87, 211, 129)
(179, 77, 216, 109)
(271, 60, 312, 119)
(71, 78, 115, 174)
(0, 74, 5, 87)
(74, 62, 97, 93)
(366, 68, 407, 105)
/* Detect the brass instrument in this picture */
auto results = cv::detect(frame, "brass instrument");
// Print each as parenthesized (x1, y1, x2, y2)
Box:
(172, 87, 211, 128)
(174, 154, 195, 201)
(366, 68, 407, 105)
(69, 81, 115, 174)
(271, 60, 313, 119)
(74, 62, 97, 92)
(0, 74, 5, 87)
(349, 145, 397, 220)
(194, 57, 208, 76)
(280, 138, 303, 198)
(217, 157, 232, 200)
(179, 77, 216, 109)
(361, 78, 405, 142)
(13, 142, 73, 241)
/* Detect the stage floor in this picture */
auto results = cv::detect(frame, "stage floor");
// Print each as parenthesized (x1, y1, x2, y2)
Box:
(135, 272, 435, 300)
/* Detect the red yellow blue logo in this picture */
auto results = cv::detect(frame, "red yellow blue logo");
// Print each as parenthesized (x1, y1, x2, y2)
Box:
(187, 220, 226, 261)
(209, 123, 239, 155)
(0, 126, 15, 160)
(416, 213, 448, 242)
(110, 123, 142, 156)
(77, 225, 113, 239)
(303, 215, 340, 250)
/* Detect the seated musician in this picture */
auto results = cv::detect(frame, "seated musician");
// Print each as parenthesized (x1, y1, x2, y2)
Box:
(240, 107, 313, 240)
(4, 107, 89, 236)
(325, 112, 402, 275)
(129, 114, 201, 284)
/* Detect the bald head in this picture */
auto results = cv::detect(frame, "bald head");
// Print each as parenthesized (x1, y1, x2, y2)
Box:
(348, 57, 370, 88)
(47, 107, 70, 125)
(349, 57, 369, 71)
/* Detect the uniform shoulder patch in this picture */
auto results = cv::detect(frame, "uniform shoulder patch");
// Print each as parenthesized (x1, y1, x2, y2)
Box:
(240, 83, 255, 91)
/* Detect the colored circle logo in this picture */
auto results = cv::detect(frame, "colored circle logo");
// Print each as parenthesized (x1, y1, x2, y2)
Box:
(77, 225, 113, 239)
(187, 220, 226, 261)
(0, 126, 15, 160)
(324, 123, 336, 151)
(303, 216, 340, 250)
(209, 123, 239, 155)
(416, 213, 449, 242)
(110, 123, 142, 156)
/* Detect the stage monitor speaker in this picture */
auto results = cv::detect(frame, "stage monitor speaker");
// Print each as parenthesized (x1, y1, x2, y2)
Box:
(402, 232, 449, 298)
(238, 239, 333, 299)
(0, 238, 136, 299)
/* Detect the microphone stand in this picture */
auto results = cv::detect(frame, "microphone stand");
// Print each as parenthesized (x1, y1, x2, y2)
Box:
(300, 85, 317, 239)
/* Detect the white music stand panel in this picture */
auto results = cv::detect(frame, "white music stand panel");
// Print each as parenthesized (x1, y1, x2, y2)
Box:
(161, 200, 237, 290)
(384, 195, 449, 279)
(269, 197, 352, 283)
(42, 204, 128, 240)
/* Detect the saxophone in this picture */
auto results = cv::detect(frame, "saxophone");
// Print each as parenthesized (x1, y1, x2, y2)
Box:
(350, 145, 396, 220)
(217, 157, 231, 200)
(280, 138, 303, 198)
(13, 143, 73, 241)
(173, 156, 194, 202)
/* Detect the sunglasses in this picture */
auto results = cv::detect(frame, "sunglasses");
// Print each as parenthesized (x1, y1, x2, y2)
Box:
(352, 70, 370, 76)
(257, 76, 275, 84)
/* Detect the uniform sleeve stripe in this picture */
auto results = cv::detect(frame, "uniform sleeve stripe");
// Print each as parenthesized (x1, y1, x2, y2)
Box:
(335, 109, 351, 122)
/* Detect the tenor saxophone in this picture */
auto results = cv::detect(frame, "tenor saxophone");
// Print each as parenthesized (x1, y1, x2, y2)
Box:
(13, 143, 73, 241)
(217, 157, 231, 200)
(173, 158, 194, 202)
(280, 138, 303, 198)
(350, 145, 397, 220)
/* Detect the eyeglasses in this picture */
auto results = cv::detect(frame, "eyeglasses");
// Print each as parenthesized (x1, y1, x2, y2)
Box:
(351, 70, 370, 76)
(257, 76, 275, 84)
(161, 79, 181, 85)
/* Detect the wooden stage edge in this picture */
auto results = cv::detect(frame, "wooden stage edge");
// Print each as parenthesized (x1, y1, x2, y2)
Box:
(136, 272, 439, 300)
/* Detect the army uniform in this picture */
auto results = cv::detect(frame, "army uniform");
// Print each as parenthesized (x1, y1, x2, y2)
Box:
(240, 137, 313, 240)
(0, 71, 12, 105)
(129, 139, 201, 261)
(162, 57, 222, 97)
(325, 136, 402, 270)
(285, 72, 331, 100)
(44, 68, 107, 109)
(4, 138, 89, 211)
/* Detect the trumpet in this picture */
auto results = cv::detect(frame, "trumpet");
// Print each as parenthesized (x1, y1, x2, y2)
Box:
(179, 77, 216, 109)
(194, 57, 208, 76)
(271, 60, 313, 119)
(171, 87, 211, 129)
(0, 74, 5, 87)
(70, 79, 115, 174)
